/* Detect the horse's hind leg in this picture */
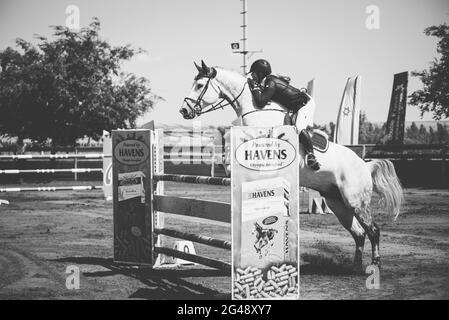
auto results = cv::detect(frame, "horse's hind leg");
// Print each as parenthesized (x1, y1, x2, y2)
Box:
(355, 214, 381, 267)
(339, 186, 381, 268)
(324, 197, 366, 273)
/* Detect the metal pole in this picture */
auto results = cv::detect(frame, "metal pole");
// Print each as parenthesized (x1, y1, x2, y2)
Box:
(154, 246, 231, 271)
(154, 227, 231, 250)
(241, 0, 247, 74)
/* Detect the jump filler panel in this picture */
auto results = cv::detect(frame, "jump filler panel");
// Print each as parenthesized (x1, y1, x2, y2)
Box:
(231, 126, 300, 300)
(112, 129, 154, 265)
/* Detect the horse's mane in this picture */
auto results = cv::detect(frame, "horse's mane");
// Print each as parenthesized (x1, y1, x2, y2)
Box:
(214, 66, 245, 79)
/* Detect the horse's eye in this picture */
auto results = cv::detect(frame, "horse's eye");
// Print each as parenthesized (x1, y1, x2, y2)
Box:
(196, 83, 204, 90)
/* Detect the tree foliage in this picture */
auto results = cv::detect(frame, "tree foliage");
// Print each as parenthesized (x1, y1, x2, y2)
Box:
(410, 24, 449, 120)
(0, 18, 158, 147)
(358, 112, 387, 144)
(404, 122, 449, 144)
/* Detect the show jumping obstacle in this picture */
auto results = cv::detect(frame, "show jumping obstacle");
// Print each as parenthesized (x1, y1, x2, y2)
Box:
(152, 170, 232, 271)
(112, 126, 232, 271)
(112, 126, 304, 275)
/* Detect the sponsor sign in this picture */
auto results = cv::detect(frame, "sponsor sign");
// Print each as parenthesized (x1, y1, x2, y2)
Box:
(231, 126, 300, 300)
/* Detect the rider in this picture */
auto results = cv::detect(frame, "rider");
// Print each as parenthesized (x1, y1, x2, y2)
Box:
(247, 59, 320, 171)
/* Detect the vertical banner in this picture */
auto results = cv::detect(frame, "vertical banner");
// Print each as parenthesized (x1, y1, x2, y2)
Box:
(386, 72, 408, 144)
(113, 129, 153, 265)
(306, 78, 315, 98)
(231, 126, 299, 300)
(334, 76, 362, 145)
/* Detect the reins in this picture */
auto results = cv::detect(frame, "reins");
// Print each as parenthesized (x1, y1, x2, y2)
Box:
(241, 108, 288, 119)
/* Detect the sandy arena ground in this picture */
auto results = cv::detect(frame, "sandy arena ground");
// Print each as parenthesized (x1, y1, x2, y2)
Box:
(0, 181, 448, 299)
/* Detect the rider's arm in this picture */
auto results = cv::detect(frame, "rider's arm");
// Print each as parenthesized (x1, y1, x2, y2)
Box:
(248, 78, 276, 109)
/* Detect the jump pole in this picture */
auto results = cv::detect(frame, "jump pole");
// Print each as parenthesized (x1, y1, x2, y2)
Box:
(154, 246, 231, 272)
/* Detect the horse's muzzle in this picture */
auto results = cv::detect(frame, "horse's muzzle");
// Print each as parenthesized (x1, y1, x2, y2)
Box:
(179, 106, 195, 120)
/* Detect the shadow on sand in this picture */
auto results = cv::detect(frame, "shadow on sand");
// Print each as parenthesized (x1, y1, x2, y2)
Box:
(300, 253, 357, 276)
(52, 256, 231, 300)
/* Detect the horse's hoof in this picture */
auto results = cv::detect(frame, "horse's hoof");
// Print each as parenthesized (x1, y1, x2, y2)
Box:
(372, 258, 381, 269)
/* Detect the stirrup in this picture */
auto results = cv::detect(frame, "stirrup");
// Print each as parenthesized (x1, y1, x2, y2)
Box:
(305, 153, 320, 171)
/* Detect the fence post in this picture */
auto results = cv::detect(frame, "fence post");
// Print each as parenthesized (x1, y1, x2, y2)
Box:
(74, 149, 78, 181)
(442, 145, 447, 188)
(211, 145, 215, 177)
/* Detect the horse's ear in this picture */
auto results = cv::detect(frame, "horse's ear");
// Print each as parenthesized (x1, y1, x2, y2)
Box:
(201, 60, 209, 72)
(200, 60, 217, 78)
(194, 61, 202, 73)
(210, 67, 217, 78)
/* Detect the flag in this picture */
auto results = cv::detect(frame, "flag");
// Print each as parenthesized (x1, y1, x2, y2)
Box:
(386, 72, 408, 144)
(307, 79, 315, 98)
(334, 76, 362, 145)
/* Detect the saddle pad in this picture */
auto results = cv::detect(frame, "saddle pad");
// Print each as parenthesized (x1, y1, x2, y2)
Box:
(311, 130, 329, 153)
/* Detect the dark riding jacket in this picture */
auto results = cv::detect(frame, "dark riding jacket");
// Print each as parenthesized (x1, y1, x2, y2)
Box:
(248, 75, 310, 112)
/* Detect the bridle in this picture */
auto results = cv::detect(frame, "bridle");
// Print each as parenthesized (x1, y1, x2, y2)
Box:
(183, 76, 246, 119)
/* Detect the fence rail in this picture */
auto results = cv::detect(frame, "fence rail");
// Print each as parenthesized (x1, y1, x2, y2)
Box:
(0, 185, 103, 192)
(0, 153, 108, 160)
(0, 168, 102, 174)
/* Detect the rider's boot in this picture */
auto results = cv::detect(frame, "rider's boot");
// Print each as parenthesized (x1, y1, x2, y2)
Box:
(299, 129, 320, 171)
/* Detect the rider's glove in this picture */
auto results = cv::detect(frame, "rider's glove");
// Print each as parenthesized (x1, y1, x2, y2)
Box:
(247, 78, 260, 91)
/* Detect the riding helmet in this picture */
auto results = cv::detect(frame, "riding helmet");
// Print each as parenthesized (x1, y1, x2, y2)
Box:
(249, 59, 272, 78)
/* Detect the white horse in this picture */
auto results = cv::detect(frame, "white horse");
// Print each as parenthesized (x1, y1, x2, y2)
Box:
(180, 60, 404, 271)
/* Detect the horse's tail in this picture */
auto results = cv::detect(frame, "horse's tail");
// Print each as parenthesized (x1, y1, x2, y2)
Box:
(368, 159, 404, 220)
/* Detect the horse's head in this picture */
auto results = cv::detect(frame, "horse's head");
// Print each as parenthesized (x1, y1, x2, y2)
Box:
(180, 60, 222, 120)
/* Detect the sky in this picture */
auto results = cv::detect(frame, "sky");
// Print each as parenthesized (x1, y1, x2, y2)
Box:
(0, 0, 448, 127)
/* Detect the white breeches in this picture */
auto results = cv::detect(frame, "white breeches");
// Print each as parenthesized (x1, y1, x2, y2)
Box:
(295, 98, 315, 131)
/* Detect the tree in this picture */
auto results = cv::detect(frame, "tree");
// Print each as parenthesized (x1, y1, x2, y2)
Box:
(358, 112, 387, 144)
(0, 18, 158, 147)
(435, 123, 449, 144)
(410, 24, 449, 120)
(404, 122, 420, 144)
(425, 124, 449, 145)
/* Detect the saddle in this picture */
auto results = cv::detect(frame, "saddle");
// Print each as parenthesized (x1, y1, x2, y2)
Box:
(283, 113, 329, 153)
(311, 129, 329, 153)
